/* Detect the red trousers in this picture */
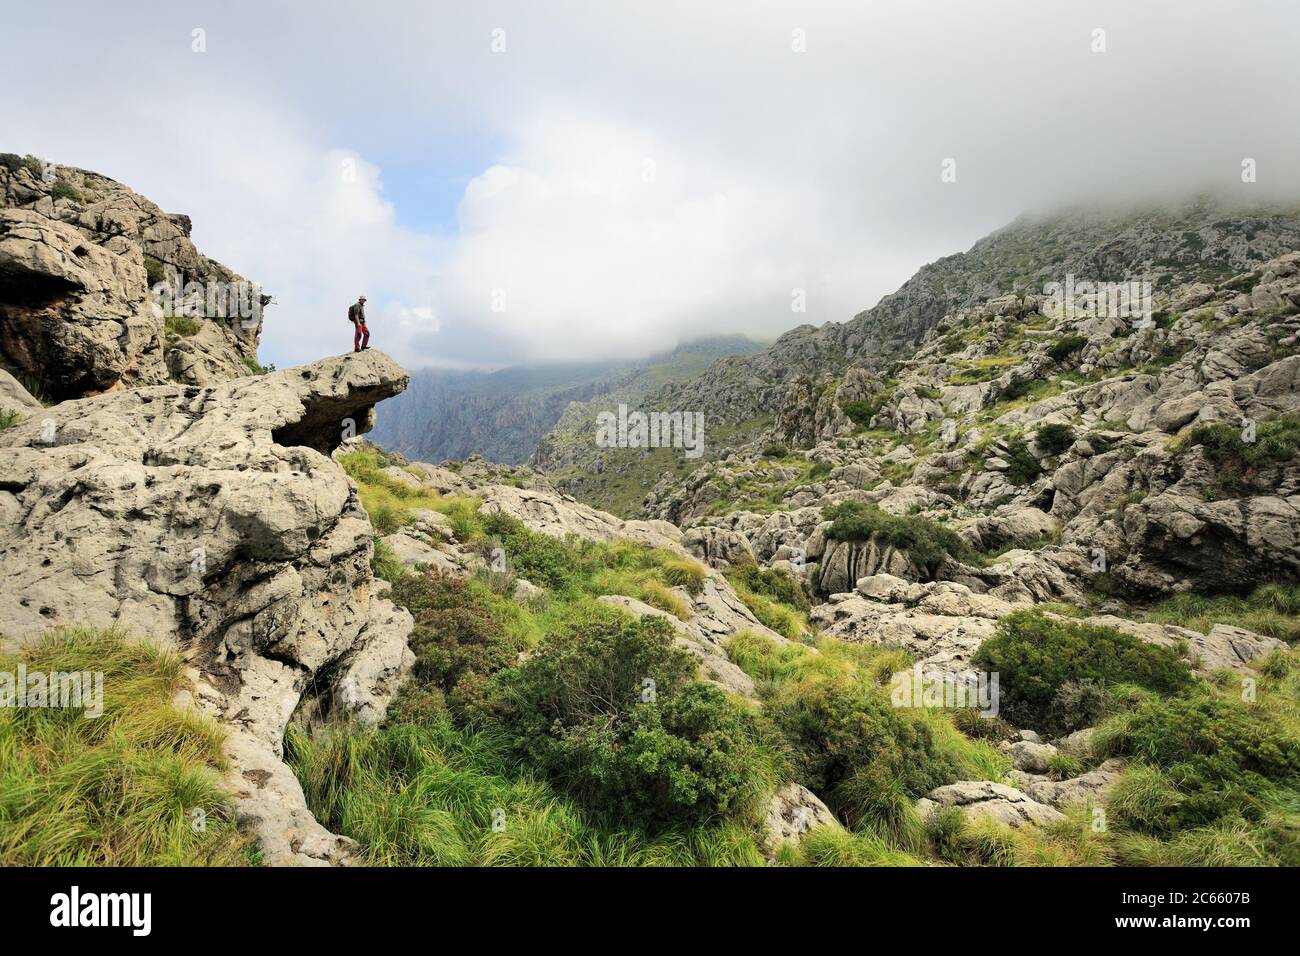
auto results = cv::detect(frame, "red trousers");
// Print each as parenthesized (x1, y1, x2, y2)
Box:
(353, 322, 369, 351)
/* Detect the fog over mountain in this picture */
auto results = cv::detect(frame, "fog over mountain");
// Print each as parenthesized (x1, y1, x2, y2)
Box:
(4, 1, 1298, 372)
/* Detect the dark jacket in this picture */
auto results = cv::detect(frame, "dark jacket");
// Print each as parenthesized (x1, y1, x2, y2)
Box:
(348, 302, 367, 324)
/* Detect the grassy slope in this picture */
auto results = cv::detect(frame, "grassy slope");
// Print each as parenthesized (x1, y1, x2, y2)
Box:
(0, 628, 248, 865)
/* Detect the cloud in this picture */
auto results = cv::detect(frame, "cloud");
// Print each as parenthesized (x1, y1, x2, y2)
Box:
(3, 0, 1299, 370)
(416, 109, 905, 366)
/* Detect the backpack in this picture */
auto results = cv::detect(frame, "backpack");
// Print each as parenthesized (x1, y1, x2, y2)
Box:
(347, 303, 359, 323)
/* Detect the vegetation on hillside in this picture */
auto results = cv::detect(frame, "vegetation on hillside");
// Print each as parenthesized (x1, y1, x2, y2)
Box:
(0, 629, 248, 866)
(823, 501, 977, 572)
(972, 611, 1195, 733)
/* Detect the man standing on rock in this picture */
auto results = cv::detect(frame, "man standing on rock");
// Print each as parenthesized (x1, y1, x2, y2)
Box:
(349, 295, 370, 352)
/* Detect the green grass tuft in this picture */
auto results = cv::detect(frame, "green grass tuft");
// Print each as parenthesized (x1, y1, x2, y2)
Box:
(0, 628, 246, 866)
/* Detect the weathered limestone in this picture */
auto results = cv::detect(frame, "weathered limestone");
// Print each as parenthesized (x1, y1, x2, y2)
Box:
(0, 350, 415, 865)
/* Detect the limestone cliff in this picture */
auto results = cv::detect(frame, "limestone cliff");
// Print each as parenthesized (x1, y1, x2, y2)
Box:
(0, 153, 265, 401)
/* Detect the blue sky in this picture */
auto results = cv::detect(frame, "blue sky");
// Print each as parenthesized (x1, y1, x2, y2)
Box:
(4, 0, 1299, 371)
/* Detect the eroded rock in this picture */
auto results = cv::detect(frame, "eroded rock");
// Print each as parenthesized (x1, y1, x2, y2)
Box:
(0, 350, 415, 865)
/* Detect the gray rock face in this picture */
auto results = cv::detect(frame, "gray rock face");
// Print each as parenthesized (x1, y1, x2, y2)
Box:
(0, 158, 264, 400)
(1007, 759, 1125, 809)
(0, 350, 415, 865)
(0, 367, 41, 414)
(682, 525, 756, 569)
(917, 780, 1066, 828)
(812, 578, 1012, 673)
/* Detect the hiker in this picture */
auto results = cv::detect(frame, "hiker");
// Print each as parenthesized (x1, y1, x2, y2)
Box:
(348, 295, 370, 352)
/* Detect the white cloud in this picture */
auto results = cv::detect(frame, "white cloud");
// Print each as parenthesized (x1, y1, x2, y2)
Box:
(4, 0, 1299, 371)
(418, 109, 906, 366)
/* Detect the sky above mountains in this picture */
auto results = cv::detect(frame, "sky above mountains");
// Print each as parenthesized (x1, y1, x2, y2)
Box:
(4, 0, 1299, 371)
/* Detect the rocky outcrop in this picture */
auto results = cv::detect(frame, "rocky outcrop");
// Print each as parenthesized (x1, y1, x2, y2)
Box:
(0, 350, 414, 865)
(811, 574, 1285, 680)
(1007, 759, 1125, 810)
(682, 525, 756, 569)
(916, 780, 1066, 828)
(0, 156, 265, 400)
(812, 577, 1014, 673)
(761, 782, 842, 853)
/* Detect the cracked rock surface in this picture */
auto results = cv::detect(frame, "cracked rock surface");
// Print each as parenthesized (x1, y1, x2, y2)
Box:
(0, 350, 415, 865)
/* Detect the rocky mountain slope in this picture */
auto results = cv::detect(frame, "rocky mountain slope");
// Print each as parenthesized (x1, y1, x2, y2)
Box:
(533, 199, 1300, 514)
(645, 249, 1300, 603)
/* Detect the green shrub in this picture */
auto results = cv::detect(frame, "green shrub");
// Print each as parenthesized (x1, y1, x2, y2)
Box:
(972, 611, 1195, 731)
(49, 181, 82, 203)
(1035, 423, 1076, 456)
(478, 615, 785, 831)
(1047, 335, 1088, 362)
(823, 501, 975, 572)
(0, 153, 42, 176)
(143, 254, 168, 286)
(940, 333, 965, 355)
(1096, 694, 1300, 832)
(391, 571, 519, 716)
(0, 408, 20, 432)
(997, 378, 1035, 402)
(841, 393, 890, 427)
(766, 677, 960, 824)
(761, 443, 789, 458)
(725, 563, 810, 614)
(724, 563, 812, 641)
(1044, 679, 1115, 734)
(1002, 438, 1043, 485)
(165, 315, 201, 337)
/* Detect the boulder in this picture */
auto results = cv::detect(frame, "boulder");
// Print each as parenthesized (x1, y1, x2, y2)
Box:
(682, 525, 756, 569)
(916, 781, 1066, 828)
(761, 782, 841, 853)
(1003, 740, 1059, 774)
(0, 368, 42, 414)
